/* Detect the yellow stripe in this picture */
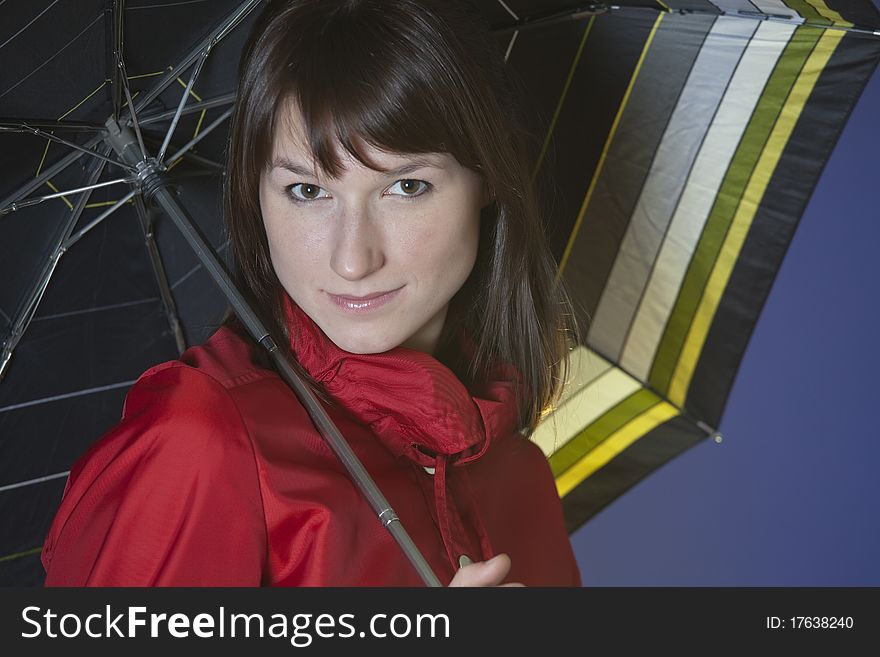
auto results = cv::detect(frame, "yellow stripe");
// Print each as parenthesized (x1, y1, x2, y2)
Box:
(0, 546, 42, 563)
(803, 0, 853, 27)
(35, 139, 52, 177)
(556, 401, 679, 497)
(532, 362, 642, 457)
(57, 80, 108, 121)
(555, 11, 665, 284)
(554, 345, 613, 408)
(193, 108, 207, 138)
(655, 0, 673, 12)
(667, 29, 844, 406)
(85, 199, 132, 208)
(121, 90, 140, 109)
(38, 75, 106, 178)
(45, 180, 73, 210)
(531, 16, 595, 185)
(126, 70, 166, 80)
(176, 77, 203, 102)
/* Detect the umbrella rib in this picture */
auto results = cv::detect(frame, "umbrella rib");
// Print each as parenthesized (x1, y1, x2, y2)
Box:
(488, 4, 880, 38)
(111, 0, 126, 121)
(0, 136, 100, 212)
(0, 155, 108, 383)
(170, 239, 230, 291)
(0, 119, 104, 132)
(157, 49, 211, 163)
(64, 189, 137, 249)
(128, 0, 263, 117)
(117, 58, 150, 161)
(139, 92, 235, 125)
(503, 30, 518, 63)
(492, 3, 608, 36)
(132, 194, 188, 355)
(493, 0, 519, 21)
(166, 107, 233, 167)
(169, 150, 224, 172)
(11, 124, 134, 172)
(0, 178, 132, 216)
(214, 0, 265, 43)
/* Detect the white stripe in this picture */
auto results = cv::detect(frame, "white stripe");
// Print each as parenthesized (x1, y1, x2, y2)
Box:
(531, 346, 642, 458)
(620, 21, 796, 380)
(589, 17, 758, 362)
(555, 345, 613, 410)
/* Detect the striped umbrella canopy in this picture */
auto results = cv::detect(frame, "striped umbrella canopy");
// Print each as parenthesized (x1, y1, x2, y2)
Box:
(508, 0, 880, 532)
(1, 0, 878, 585)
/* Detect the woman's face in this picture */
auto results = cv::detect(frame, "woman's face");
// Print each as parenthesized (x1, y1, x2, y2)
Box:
(259, 100, 491, 355)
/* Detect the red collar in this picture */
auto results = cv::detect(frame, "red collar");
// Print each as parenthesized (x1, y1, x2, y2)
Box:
(281, 291, 523, 469)
(280, 291, 526, 567)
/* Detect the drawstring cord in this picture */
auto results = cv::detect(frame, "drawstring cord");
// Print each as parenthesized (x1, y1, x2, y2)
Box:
(433, 453, 495, 569)
(433, 454, 458, 568)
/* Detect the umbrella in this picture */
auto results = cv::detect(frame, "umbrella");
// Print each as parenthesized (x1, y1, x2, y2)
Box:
(513, 0, 880, 532)
(0, 0, 444, 586)
(1, 0, 878, 586)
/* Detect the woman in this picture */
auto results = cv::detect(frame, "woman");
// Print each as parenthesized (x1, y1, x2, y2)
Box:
(41, 0, 584, 587)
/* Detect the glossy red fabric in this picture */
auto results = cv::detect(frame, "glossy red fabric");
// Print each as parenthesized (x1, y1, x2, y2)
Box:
(41, 291, 581, 586)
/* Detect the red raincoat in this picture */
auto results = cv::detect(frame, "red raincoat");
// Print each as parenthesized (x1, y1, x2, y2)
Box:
(41, 290, 581, 586)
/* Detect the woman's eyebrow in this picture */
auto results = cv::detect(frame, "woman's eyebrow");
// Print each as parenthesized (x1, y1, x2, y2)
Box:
(271, 158, 316, 177)
(270, 155, 440, 179)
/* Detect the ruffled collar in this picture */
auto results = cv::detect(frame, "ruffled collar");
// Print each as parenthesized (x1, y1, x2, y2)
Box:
(280, 291, 524, 570)
(281, 291, 523, 468)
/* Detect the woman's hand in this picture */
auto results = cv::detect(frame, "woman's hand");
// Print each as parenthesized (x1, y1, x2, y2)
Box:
(447, 553, 525, 587)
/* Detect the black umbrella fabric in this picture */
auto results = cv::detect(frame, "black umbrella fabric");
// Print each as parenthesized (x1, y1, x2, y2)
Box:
(1, 0, 266, 586)
(2, 0, 879, 586)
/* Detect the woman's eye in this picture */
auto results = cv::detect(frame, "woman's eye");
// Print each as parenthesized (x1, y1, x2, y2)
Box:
(286, 183, 330, 203)
(387, 179, 431, 198)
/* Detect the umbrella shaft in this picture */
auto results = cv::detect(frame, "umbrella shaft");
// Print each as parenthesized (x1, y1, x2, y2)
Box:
(103, 119, 443, 587)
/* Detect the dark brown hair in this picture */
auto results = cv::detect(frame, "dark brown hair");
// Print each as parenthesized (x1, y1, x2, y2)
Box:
(220, 0, 583, 436)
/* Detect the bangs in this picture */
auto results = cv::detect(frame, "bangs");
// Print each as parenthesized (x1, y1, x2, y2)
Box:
(261, 0, 477, 179)
(227, 0, 579, 435)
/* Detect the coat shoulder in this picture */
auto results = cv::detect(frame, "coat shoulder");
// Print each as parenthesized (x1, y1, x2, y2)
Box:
(130, 323, 276, 400)
(42, 347, 269, 585)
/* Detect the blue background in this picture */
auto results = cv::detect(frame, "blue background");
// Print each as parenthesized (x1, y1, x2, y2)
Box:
(570, 36, 880, 586)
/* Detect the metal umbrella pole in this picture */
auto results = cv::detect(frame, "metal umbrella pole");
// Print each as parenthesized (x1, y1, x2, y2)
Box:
(104, 119, 442, 587)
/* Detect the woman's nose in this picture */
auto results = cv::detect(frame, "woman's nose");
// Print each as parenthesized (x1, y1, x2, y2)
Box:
(329, 209, 386, 281)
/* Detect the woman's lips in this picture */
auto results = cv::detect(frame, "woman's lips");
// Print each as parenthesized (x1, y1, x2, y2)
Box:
(327, 286, 403, 313)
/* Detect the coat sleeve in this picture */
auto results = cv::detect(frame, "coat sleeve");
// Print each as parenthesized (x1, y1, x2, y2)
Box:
(41, 363, 268, 586)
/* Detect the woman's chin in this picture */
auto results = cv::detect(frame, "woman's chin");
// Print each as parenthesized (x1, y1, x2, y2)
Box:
(330, 332, 401, 355)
